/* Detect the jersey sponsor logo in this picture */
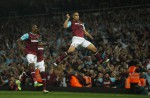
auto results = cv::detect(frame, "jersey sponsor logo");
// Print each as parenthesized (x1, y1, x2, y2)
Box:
(103, 81, 110, 84)
(75, 23, 84, 27)
(31, 40, 38, 42)
(75, 23, 83, 25)
(38, 47, 44, 50)
(75, 23, 80, 25)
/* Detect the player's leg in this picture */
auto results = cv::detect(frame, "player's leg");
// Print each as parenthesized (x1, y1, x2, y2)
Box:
(37, 60, 49, 93)
(53, 45, 76, 66)
(26, 54, 43, 87)
(15, 80, 21, 90)
(53, 51, 68, 66)
(86, 44, 103, 63)
(15, 70, 26, 91)
(53, 36, 79, 66)
(82, 40, 109, 63)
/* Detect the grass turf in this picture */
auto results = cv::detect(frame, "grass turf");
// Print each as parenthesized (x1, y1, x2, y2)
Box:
(0, 91, 149, 98)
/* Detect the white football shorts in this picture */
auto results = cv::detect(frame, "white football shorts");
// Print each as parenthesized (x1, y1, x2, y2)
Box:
(71, 36, 92, 48)
(35, 60, 45, 72)
(26, 54, 37, 65)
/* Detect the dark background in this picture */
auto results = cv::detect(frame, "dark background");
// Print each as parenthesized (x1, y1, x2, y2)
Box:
(0, 0, 150, 17)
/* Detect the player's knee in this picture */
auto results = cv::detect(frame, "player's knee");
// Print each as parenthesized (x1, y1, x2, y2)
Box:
(29, 63, 35, 70)
(92, 47, 97, 53)
(87, 44, 97, 53)
(68, 49, 75, 54)
(68, 46, 76, 53)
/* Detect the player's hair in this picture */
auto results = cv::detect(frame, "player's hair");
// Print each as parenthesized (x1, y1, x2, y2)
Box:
(72, 11, 78, 16)
(31, 24, 36, 28)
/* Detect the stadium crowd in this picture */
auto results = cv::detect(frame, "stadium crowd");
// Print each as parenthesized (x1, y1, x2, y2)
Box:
(0, 7, 150, 94)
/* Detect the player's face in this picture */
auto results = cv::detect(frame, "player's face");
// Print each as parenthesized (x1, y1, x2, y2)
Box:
(73, 12, 79, 21)
(32, 25, 38, 33)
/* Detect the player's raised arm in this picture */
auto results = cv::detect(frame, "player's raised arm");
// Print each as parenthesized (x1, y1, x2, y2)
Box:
(63, 14, 70, 28)
(83, 29, 94, 40)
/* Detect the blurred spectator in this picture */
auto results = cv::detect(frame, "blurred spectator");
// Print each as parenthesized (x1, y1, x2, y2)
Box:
(114, 74, 126, 88)
(46, 67, 61, 87)
(0, 69, 9, 86)
(82, 72, 92, 87)
(96, 72, 103, 87)
(103, 73, 113, 88)
(70, 71, 83, 87)
(143, 67, 150, 92)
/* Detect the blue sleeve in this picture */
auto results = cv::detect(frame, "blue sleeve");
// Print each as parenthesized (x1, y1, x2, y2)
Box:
(67, 21, 71, 28)
(20, 33, 29, 40)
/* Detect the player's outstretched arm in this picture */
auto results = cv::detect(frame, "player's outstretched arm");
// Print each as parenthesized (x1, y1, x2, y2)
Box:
(38, 42, 49, 46)
(17, 38, 25, 51)
(83, 29, 94, 40)
(63, 14, 70, 28)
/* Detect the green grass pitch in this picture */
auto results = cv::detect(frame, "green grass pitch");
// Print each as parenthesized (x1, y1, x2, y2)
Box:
(0, 91, 149, 98)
